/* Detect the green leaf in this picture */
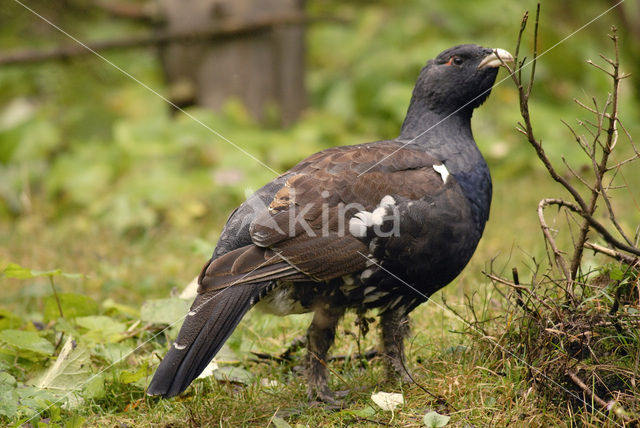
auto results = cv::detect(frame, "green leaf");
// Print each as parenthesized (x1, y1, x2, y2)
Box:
(351, 405, 376, 417)
(16, 385, 60, 414)
(82, 374, 106, 399)
(1, 262, 81, 279)
(102, 298, 139, 319)
(212, 366, 254, 385)
(95, 342, 135, 365)
(608, 266, 624, 281)
(0, 387, 19, 418)
(33, 337, 90, 390)
(423, 411, 450, 427)
(270, 416, 292, 428)
(140, 298, 191, 326)
(2, 262, 58, 279)
(0, 329, 54, 356)
(119, 362, 152, 388)
(31, 336, 104, 406)
(0, 308, 23, 330)
(44, 293, 99, 322)
(63, 414, 87, 428)
(75, 316, 125, 343)
(0, 371, 17, 390)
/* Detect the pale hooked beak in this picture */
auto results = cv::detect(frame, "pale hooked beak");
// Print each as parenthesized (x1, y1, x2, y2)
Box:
(477, 48, 514, 69)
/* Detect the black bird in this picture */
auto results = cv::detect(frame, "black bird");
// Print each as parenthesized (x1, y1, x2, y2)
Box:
(147, 44, 513, 403)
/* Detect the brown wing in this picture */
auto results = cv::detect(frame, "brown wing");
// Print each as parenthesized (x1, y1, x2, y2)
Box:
(198, 143, 448, 291)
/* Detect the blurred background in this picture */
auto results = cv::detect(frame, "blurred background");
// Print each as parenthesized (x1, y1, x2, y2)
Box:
(2, 1, 640, 425)
(0, 0, 638, 329)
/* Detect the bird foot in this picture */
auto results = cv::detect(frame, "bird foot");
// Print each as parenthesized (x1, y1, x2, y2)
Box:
(386, 370, 412, 385)
(308, 386, 348, 407)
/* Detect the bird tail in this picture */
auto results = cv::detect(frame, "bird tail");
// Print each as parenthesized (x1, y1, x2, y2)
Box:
(146, 280, 271, 397)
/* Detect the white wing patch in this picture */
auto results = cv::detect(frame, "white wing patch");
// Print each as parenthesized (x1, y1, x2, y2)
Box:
(349, 211, 374, 237)
(380, 195, 396, 206)
(433, 164, 450, 184)
(348, 195, 395, 238)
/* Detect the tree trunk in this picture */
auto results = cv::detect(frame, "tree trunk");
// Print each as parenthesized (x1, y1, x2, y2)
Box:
(157, 0, 306, 125)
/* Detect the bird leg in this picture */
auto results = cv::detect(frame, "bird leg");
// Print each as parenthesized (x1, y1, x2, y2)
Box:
(305, 302, 346, 405)
(380, 308, 412, 383)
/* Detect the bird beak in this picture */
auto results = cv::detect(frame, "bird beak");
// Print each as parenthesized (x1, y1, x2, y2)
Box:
(477, 48, 514, 69)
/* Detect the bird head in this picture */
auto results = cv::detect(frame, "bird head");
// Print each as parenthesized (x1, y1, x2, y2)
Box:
(413, 44, 513, 116)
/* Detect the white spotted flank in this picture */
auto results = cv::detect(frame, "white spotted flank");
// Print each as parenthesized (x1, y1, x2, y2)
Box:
(360, 269, 374, 280)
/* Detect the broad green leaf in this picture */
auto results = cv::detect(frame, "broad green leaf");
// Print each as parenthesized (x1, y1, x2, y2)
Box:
(212, 365, 254, 385)
(140, 298, 191, 326)
(0, 371, 17, 391)
(102, 298, 140, 319)
(0, 308, 23, 330)
(16, 385, 60, 414)
(95, 342, 135, 365)
(0, 329, 54, 356)
(64, 415, 87, 428)
(0, 387, 19, 418)
(31, 336, 105, 406)
(214, 343, 240, 364)
(83, 374, 106, 399)
(44, 293, 99, 322)
(608, 266, 624, 281)
(270, 416, 292, 428)
(1, 262, 59, 279)
(33, 337, 90, 391)
(423, 411, 451, 427)
(120, 362, 152, 388)
(75, 316, 125, 343)
(351, 405, 377, 417)
(1, 262, 81, 279)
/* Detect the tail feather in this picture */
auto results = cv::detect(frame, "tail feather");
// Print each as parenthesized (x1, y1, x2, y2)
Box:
(147, 281, 269, 397)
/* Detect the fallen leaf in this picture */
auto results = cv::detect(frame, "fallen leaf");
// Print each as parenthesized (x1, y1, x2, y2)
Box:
(270, 415, 292, 428)
(371, 391, 404, 411)
(423, 410, 450, 427)
(0, 329, 54, 356)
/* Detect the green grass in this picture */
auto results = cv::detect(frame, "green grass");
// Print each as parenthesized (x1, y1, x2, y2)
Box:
(0, 171, 593, 427)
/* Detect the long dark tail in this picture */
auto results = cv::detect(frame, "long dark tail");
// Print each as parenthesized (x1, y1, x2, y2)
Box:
(147, 281, 270, 397)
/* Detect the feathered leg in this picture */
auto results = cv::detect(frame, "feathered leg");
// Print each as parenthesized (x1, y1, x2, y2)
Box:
(380, 308, 412, 383)
(305, 301, 345, 404)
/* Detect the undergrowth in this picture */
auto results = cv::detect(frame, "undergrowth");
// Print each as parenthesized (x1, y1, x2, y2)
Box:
(472, 9, 640, 426)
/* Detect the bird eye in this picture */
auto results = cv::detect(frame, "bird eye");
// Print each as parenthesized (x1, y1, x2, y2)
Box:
(444, 56, 464, 66)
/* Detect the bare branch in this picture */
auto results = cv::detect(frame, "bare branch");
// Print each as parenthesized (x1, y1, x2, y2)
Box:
(526, 4, 541, 98)
(561, 156, 595, 191)
(0, 15, 339, 66)
(538, 199, 572, 281)
(541, 198, 640, 257)
(584, 242, 637, 264)
(587, 59, 614, 77)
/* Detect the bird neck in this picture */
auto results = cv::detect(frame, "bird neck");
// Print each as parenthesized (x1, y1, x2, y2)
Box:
(398, 102, 477, 169)
(398, 101, 492, 230)
(399, 103, 473, 144)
